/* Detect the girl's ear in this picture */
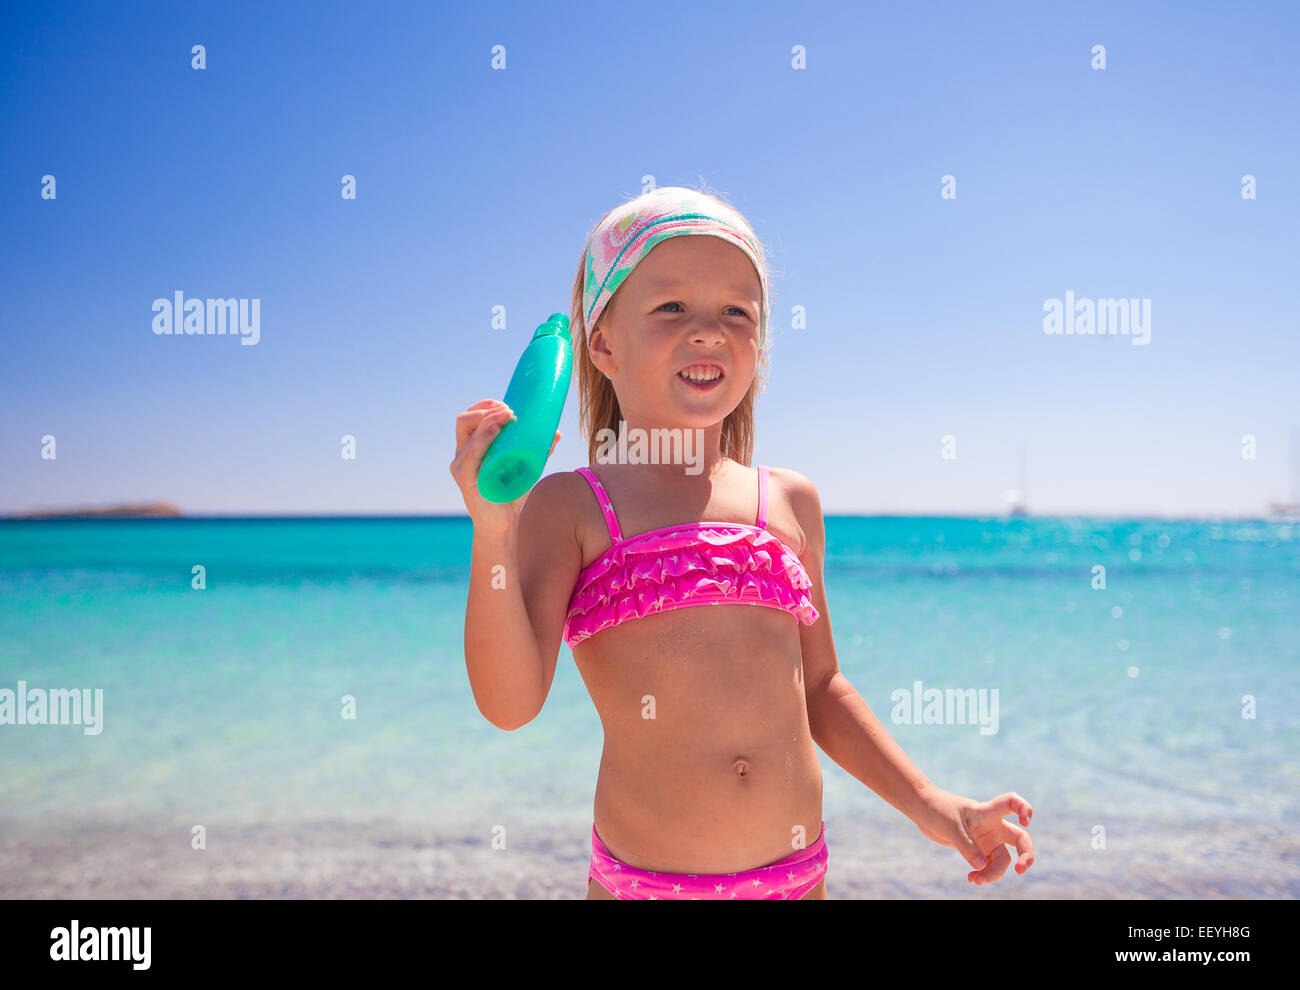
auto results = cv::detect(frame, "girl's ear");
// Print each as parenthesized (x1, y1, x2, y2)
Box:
(588, 322, 616, 375)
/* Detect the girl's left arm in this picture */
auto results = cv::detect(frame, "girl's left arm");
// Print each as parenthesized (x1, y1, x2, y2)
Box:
(781, 468, 1035, 884)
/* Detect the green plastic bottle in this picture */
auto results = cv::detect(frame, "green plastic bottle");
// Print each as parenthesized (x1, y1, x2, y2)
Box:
(477, 313, 572, 503)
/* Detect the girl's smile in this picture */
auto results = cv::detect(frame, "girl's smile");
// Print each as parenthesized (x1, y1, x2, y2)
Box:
(677, 360, 727, 392)
(677, 373, 725, 392)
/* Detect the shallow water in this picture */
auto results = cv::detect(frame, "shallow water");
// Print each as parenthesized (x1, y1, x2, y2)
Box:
(1, 515, 1295, 896)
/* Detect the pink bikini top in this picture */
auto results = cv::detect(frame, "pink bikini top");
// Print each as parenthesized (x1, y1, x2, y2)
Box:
(563, 465, 821, 649)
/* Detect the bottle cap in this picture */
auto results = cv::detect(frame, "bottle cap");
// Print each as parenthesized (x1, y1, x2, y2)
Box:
(532, 313, 571, 341)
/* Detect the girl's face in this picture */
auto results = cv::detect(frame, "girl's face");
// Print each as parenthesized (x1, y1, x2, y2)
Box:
(590, 235, 762, 430)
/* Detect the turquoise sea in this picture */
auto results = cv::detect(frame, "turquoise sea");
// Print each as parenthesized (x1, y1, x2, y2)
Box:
(1, 515, 1297, 898)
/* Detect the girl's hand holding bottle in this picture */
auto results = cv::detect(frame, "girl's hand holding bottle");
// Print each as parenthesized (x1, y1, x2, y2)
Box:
(449, 399, 560, 535)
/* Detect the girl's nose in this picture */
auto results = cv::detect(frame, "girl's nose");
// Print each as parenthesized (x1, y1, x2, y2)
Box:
(689, 321, 726, 342)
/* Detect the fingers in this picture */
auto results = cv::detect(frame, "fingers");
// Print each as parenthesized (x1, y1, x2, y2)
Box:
(968, 845, 1011, 885)
(996, 817, 1035, 875)
(967, 818, 1036, 886)
(963, 793, 1035, 886)
(548, 429, 561, 458)
(986, 793, 1034, 874)
(454, 401, 514, 451)
(986, 791, 1033, 826)
(450, 401, 516, 481)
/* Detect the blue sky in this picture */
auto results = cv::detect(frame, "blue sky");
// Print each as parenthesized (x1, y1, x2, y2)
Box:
(2, 0, 1296, 516)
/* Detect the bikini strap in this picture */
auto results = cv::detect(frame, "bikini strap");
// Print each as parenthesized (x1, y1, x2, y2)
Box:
(574, 467, 623, 543)
(756, 464, 769, 530)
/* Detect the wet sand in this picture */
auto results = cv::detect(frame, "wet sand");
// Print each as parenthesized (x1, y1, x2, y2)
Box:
(2, 816, 1295, 899)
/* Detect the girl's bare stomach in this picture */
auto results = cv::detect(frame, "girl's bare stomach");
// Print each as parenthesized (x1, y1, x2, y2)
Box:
(572, 604, 824, 879)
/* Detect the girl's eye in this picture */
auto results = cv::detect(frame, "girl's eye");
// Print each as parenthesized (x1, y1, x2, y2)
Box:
(658, 302, 751, 317)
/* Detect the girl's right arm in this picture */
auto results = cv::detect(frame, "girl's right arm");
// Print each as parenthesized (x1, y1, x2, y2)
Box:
(450, 398, 579, 730)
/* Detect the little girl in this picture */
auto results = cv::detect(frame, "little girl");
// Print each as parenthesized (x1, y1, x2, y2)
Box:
(452, 186, 1035, 899)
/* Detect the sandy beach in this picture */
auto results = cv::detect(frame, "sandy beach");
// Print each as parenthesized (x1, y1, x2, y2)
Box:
(2, 815, 1295, 899)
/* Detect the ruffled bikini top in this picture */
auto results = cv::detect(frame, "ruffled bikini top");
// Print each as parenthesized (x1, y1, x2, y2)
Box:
(563, 464, 820, 649)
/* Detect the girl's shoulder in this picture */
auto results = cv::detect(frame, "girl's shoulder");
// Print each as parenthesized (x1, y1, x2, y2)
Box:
(763, 464, 818, 502)
(761, 465, 823, 558)
(529, 468, 598, 512)
(527, 468, 606, 548)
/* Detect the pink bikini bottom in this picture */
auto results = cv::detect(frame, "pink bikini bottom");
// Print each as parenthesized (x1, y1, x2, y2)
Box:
(588, 821, 829, 899)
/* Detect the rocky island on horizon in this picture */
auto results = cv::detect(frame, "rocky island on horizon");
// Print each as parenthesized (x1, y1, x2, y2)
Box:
(6, 501, 184, 520)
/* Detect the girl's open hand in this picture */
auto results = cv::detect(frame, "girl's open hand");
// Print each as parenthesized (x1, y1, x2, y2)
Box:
(915, 787, 1035, 885)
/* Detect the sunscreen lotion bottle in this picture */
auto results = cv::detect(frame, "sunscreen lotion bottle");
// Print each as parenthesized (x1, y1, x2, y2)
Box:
(477, 313, 572, 503)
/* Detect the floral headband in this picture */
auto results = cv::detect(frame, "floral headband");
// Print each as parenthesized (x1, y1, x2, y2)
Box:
(583, 187, 771, 349)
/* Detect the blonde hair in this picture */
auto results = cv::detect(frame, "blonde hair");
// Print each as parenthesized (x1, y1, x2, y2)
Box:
(568, 185, 771, 468)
